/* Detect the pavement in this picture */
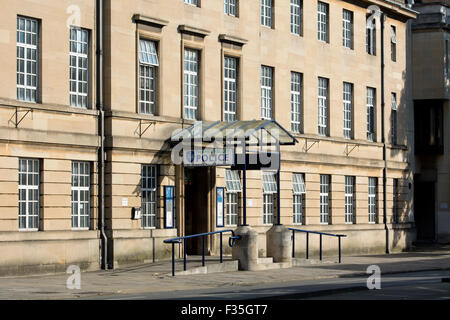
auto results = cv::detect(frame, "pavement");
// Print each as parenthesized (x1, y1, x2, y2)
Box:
(1, 246, 450, 300)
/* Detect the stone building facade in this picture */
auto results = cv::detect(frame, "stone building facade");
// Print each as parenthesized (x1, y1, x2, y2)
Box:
(0, 0, 416, 275)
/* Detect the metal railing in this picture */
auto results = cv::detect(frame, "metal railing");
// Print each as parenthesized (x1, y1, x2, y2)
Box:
(289, 228, 347, 263)
(164, 230, 240, 276)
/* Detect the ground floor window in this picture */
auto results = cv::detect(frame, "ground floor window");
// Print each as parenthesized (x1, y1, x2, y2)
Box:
(293, 173, 306, 224)
(262, 171, 277, 225)
(225, 170, 241, 226)
(320, 174, 330, 224)
(345, 176, 355, 224)
(142, 165, 157, 228)
(18, 158, 40, 230)
(71, 161, 90, 229)
(368, 177, 378, 224)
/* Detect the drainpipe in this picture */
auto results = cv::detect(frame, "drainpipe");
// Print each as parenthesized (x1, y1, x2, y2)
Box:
(380, 12, 390, 254)
(96, 0, 108, 269)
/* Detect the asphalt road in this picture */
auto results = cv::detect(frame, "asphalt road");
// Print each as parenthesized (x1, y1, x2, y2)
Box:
(93, 270, 450, 300)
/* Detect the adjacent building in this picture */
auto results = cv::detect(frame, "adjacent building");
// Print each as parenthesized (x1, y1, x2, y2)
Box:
(0, 0, 416, 275)
(411, 0, 450, 243)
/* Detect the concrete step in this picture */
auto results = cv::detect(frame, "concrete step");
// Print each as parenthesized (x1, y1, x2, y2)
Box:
(251, 261, 292, 271)
(257, 257, 273, 264)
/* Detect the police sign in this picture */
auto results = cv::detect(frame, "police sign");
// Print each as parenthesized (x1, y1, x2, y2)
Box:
(183, 148, 234, 167)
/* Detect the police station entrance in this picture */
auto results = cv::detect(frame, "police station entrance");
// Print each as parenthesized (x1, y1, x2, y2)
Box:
(184, 166, 215, 254)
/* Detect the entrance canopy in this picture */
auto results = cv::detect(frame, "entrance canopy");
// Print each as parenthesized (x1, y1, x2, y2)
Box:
(171, 120, 298, 146)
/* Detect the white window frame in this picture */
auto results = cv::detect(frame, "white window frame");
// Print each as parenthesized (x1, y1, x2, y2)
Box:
(320, 175, 330, 224)
(343, 82, 353, 139)
(261, 0, 273, 28)
(368, 177, 378, 224)
(224, 56, 238, 122)
(391, 25, 397, 62)
(261, 66, 273, 120)
(17, 16, 38, 103)
(71, 161, 90, 230)
(391, 92, 397, 145)
(225, 169, 241, 227)
(367, 87, 376, 142)
(366, 16, 376, 55)
(290, 0, 302, 36)
(18, 158, 40, 231)
(318, 77, 329, 136)
(293, 173, 305, 225)
(142, 165, 157, 229)
(291, 72, 302, 133)
(262, 171, 277, 225)
(345, 176, 355, 224)
(70, 27, 89, 108)
(343, 9, 353, 49)
(184, 0, 198, 6)
(184, 48, 199, 120)
(139, 39, 159, 115)
(224, 0, 237, 17)
(318, 2, 329, 43)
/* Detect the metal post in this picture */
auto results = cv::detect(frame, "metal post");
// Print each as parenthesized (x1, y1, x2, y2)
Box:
(242, 139, 248, 226)
(338, 236, 342, 264)
(172, 242, 175, 277)
(202, 236, 205, 267)
(183, 238, 187, 271)
(292, 230, 295, 258)
(306, 232, 309, 259)
(320, 234, 323, 261)
(220, 232, 223, 263)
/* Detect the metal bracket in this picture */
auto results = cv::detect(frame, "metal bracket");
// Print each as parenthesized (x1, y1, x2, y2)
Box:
(136, 119, 156, 138)
(344, 143, 359, 157)
(303, 138, 319, 153)
(9, 107, 33, 128)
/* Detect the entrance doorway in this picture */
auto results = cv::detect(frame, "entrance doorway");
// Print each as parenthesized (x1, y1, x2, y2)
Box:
(184, 167, 211, 255)
(414, 180, 436, 241)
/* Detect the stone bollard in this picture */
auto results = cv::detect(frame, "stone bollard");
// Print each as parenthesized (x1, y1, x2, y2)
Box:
(266, 224, 292, 263)
(232, 226, 259, 271)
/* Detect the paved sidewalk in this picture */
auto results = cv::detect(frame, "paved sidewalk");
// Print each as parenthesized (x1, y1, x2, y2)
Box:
(1, 248, 450, 300)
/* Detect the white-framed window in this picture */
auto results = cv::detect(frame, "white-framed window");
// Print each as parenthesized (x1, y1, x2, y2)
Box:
(142, 165, 157, 228)
(71, 161, 90, 229)
(318, 1, 329, 42)
(368, 177, 377, 224)
(184, 0, 198, 6)
(342, 9, 353, 49)
(184, 48, 199, 120)
(261, 0, 273, 28)
(343, 82, 353, 139)
(391, 25, 397, 62)
(139, 39, 159, 115)
(366, 15, 376, 55)
(318, 77, 329, 136)
(320, 174, 330, 224)
(293, 173, 306, 225)
(393, 178, 399, 223)
(291, 72, 302, 133)
(345, 176, 355, 224)
(69, 28, 89, 108)
(391, 92, 397, 145)
(291, 0, 302, 36)
(17, 16, 38, 102)
(261, 66, 273, 120)
(367, 87, 376, 141)
(18, 158, 39, 230)
(224, 56, 238, 122)
(225, 170, 241, 226)
(262, 171, 277, 225)
(224, 0, 237, 16)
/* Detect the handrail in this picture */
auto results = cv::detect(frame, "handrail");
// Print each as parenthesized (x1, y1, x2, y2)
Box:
(289, 228, 347, 263)
(164, 229, 240, 276)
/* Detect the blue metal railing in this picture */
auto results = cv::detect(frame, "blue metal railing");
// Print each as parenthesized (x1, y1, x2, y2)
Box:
(164, 229, 240, 276)
(289, 228, 347, 263)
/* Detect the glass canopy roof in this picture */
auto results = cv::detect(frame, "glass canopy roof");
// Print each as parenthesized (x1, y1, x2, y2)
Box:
(171, 120, 298, 146)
